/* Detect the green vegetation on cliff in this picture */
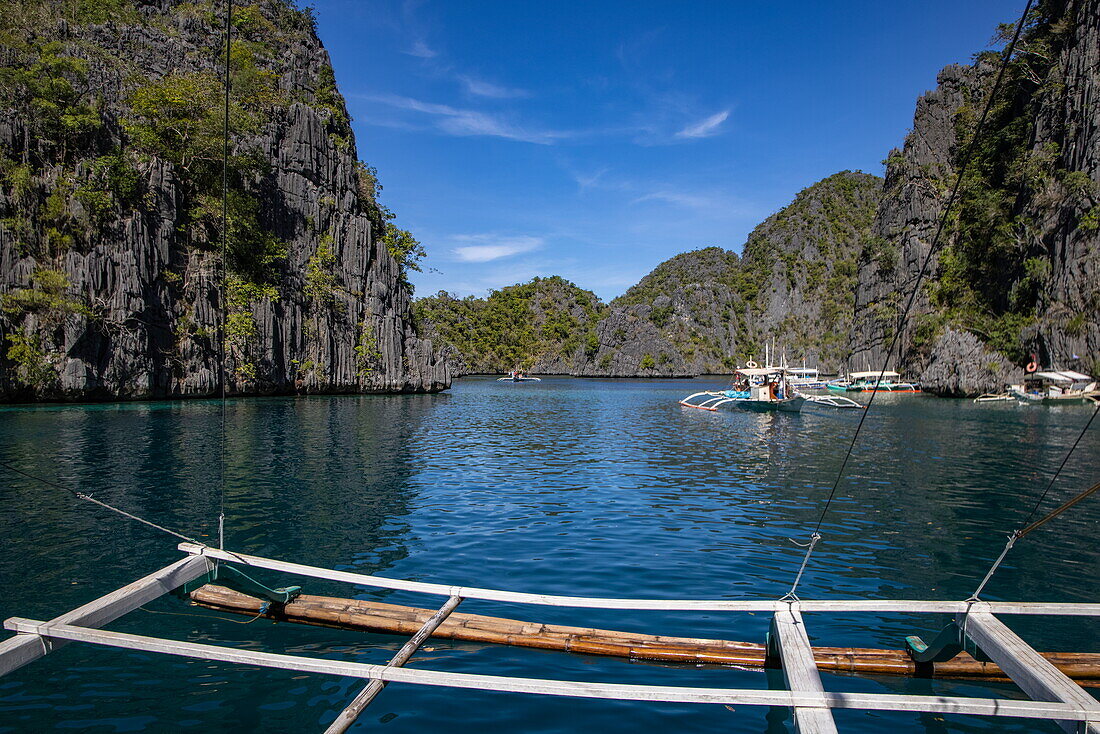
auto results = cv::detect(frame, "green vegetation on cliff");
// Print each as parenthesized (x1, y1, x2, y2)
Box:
(418, 171, 883, 375)
(415, 277, 606, 373)
(0, 0, 433, 397)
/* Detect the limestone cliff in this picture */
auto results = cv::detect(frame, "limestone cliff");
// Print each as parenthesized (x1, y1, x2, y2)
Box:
(0, 0, 449, 401)
(850, 0, 1099, 394)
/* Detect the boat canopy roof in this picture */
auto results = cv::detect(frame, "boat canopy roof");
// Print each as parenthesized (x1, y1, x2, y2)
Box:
(1034, 370, 1092, 382)
(737, 367, 785, 376)
(786, 367, 819, 376)
(849, 370, 900, 379)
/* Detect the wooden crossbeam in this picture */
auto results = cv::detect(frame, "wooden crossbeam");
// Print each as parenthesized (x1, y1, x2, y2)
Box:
(0, 555, 211, 678)
(325, 595, 462, 733)
(179, 545, 1100, 615)
(959, 610, 1100, 734)
(771, 606, 838, 734)
(5, 617, 1099, 723)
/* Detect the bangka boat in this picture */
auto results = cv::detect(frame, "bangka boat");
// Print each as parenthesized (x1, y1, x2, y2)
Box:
(787, 366, 827, 389)
(838, 370, 921, 393)
(973, 392, 1014, 403)
(1009, 370, 1099, 404)
(680, 367, 805, 412)
(498, 371, 542, 382)
(5, 3, 1098, 732)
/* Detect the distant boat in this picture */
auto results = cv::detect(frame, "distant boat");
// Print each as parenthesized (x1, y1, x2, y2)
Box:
(680, 365, 805, 413)
(973, 393, 1014, 403)
(497, 371, 542, 382)
(1008, 370, 1098, 404)
(830, 370, 921, 393)
(786, 366, 826, 389)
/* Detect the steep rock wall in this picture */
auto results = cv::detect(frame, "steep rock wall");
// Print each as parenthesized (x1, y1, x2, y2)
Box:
(850, 0, 1099, 394)
(0, 0, 448, 401)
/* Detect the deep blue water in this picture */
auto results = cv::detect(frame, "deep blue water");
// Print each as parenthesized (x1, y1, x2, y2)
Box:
(0, 376, 1097, 733)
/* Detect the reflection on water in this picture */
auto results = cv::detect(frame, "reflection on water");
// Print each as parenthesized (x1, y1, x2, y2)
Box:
(0, 377, 1096, 733)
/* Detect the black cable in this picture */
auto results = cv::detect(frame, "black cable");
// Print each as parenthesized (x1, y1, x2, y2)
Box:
(1020, 400, 1099, 527)
(810, 0, 1035, 535)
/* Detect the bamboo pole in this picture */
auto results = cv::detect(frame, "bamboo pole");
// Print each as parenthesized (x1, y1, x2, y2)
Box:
(325, 596, 462, 734)
(188, 586, 1100, 687)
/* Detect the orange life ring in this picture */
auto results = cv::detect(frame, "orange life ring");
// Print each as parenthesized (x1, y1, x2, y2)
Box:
(1025, 355, 1038, 373)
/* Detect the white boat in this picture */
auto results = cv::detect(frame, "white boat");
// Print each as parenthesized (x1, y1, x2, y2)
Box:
(832, 370, 921, 393)
(786, 366, 827, 389)
(973, 393, 1014, 403)
(1009, 370, 1099, 404)
(680, 366, 805, 413)
(497, 371, 542, 382)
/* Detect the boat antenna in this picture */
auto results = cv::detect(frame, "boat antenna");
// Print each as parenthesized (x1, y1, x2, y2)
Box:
(217, 0, 233, 550)
(782, 0, 1035, 601)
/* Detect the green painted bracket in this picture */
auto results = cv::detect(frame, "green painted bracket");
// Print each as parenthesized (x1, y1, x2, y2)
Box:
(763, 618, 781, 668)
(905, 624, 963, 663)
(905, 622, 993, 663)
(174, 563, 302, 605)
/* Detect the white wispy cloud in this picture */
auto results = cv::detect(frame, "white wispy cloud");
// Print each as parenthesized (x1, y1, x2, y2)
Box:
(458, 75, 529, 99)
(365, 94, 566, 144)
(405, 39, 437, 58)
(633, 190, 718, 208)
(570, 166, 609, 192)
(451, 234, 544, 263)
(675, 110, 730, 139)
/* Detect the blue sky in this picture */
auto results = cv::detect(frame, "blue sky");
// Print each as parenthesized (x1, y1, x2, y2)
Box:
(311, 0, 1015, 301)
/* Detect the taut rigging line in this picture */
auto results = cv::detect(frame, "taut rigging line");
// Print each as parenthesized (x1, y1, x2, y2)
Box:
(783, 0, 1036, 600)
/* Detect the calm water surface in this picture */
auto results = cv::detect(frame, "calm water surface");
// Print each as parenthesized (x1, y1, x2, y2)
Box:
(0, 376, 1097, 732)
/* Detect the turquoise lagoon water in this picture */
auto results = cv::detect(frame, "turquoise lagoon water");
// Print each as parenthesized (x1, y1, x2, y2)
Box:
(0, 376, 1097, 732)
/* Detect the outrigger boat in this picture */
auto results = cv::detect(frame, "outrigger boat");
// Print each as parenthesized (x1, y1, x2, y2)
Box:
(828, 370, 921, 393)
(498, 370, 542, 382)
(1009, 370, 1099, 404)
(680, 366, 805, 412)
(680, 366, 863, 413)
(786, 366, 827, 389)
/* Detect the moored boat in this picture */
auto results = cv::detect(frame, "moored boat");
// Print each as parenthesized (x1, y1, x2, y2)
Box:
(842, 370, 921, 393)
(680, 366, 805, 413)
(787, 366, 826, 389)
(498, 370, 542, 382)
(1009, 370, 1099, 404)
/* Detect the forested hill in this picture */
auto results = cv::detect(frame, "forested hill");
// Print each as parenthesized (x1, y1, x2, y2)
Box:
(0, 0, 448, 401)
(415, 277, 606, 375)
(416, 171, 882, 377)
(419, 1, 1100, 393)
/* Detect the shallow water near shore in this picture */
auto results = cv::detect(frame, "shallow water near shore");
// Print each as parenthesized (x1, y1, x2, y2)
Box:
(0, 376, 1097, 733)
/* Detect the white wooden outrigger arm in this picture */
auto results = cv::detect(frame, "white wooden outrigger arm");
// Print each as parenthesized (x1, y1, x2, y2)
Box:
(2, 617, 1098, 724)
(180, 544, 1100, 616)
(2, 547, 1099, 730)
(0, 555, 211, 677)
(771, 605, 838, 734)
(958, 609, 1100, 734)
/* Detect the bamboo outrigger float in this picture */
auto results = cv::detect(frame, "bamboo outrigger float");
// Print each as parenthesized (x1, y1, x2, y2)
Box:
(4, 543, 1100, 734)
(188, 584, 1100, 688)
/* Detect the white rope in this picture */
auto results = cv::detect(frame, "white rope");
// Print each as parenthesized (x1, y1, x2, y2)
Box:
(781, 532, 821, 601)
(968, 531, 1018, 601)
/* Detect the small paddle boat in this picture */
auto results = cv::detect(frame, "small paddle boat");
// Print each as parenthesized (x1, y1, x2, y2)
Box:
(497, 370, 542, 382)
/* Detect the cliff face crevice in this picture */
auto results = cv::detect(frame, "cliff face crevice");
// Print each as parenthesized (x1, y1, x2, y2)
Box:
(0, 0, 448, 401)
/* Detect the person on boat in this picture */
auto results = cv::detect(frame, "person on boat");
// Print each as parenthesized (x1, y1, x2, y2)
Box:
(768, 380, 778, 400)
